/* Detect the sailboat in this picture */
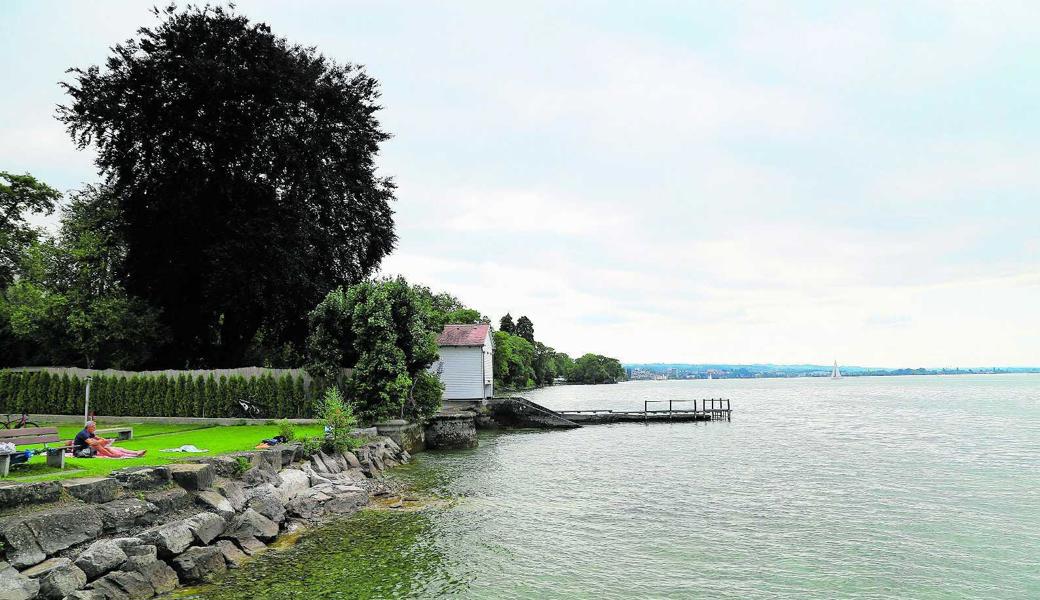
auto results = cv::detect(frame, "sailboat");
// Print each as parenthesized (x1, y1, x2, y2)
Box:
(831, 360, 842, 379)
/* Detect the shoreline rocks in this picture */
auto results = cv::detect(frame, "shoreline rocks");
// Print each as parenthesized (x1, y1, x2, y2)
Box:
(0, 437, 410, 600)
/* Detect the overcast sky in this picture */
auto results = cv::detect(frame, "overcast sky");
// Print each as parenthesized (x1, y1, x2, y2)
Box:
(2, 1, 1037, 367)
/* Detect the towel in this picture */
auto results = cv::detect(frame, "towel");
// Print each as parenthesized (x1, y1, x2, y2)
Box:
(160, 444, 208, 453)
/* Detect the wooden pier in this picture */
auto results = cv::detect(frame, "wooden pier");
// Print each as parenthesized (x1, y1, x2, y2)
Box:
(557, 399, 731, 425)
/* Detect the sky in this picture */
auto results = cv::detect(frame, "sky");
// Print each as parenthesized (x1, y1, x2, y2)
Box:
(1, 1, 1038, 367)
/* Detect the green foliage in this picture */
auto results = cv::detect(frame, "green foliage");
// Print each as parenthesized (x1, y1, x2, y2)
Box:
(58, 4, 396, 367)
(499, 313, 515, 335)
(276, 419, 296, 442)
(0, 171, 60, 288)
(232, 456, 251, 478)
(515, 315, 534, 343)
(315, 387, 360, 453)
(570, 354, 626, 384)
(0, 369, 313, 419)
(493, 331, 536, 390)
(301, 436, 323, 456)
(307, 277, 442, 424)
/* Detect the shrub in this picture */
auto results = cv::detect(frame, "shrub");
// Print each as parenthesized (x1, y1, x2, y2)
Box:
(276, 419, 296, 441)
(315, 387, 359, 453)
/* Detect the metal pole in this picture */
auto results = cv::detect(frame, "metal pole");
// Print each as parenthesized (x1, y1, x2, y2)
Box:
(84, 377, 92, 425)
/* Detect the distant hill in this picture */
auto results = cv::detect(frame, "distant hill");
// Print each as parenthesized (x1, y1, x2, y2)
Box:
(622, 363, 1040, 380)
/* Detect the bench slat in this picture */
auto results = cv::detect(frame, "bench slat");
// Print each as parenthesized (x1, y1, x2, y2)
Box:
(1, 435, 61, 446)
(0, 427, 58, 438)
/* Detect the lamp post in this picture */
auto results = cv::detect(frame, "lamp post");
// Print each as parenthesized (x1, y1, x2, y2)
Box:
(84, 376, 93, 425)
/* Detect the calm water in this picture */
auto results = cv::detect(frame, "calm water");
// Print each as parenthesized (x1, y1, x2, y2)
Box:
(188, 375, 1040, 599)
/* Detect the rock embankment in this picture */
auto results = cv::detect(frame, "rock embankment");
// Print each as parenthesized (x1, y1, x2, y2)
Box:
(0, 437, 409, 600)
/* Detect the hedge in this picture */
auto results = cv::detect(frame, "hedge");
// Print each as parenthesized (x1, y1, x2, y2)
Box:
(0, 370, 317, 419)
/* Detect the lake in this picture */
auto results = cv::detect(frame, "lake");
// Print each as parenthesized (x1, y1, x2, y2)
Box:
(186, 375, 1040, 599)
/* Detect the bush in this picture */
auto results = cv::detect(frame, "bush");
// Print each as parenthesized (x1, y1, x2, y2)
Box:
(276, 419, 296, 441)
(315, 387, 359, 453)
(0, 369, 315, 419)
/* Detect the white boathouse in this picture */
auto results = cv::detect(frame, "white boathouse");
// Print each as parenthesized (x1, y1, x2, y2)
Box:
(432, 323, 493, 406)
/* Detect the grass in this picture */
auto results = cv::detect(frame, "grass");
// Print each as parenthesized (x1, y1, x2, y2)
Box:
(2, 421, 324, 482)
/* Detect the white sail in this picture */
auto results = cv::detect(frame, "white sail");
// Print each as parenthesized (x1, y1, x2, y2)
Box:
(832, 360, 842, 379)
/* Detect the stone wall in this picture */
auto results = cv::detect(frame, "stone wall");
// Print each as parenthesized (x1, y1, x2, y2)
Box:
(424, 412, 478, 449)
(0, 439, 409, 600)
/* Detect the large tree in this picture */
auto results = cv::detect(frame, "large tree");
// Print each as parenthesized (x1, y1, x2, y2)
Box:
(58, 5, 396, 366)
(0, 171, 60, 288)
(515, 315, 535, 342)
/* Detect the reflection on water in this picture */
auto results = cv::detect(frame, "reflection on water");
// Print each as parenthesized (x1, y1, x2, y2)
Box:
(186, 375, 1040, 599)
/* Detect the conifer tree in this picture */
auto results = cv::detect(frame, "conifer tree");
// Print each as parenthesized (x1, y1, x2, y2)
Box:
(204, 374, 217, 418)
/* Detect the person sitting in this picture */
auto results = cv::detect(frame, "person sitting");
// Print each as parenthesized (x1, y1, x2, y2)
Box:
(73, 421, 146, 459)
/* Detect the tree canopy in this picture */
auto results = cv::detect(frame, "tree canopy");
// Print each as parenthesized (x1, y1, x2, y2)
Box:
(58, 4, 396, 367)
(515, 315, 534, 342)
(0, 171, 60, 288)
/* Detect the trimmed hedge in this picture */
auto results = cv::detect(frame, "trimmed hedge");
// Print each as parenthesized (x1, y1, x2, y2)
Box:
(0, 370, 316, 419)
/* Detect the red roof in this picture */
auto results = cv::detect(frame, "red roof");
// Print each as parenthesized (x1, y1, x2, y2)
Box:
(437, 323, 491, 347)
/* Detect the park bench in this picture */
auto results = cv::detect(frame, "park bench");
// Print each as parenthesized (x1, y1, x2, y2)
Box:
(0, 427, 65, 477)
(96, 427, 134, 441)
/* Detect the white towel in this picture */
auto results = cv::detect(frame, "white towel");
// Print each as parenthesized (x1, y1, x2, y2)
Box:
(160, 445, 208, 453)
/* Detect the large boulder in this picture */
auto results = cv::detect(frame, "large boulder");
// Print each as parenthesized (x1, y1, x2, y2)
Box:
(75, 539, 128, 581)
(227, 509, 279, 542)
(97, 498, 159, 532)
(168, 463, 214, 491)
(276, 469, 311, 500)
(185, 512, 226, 545)
(242, 466, 281, 487)
(144, 488, 191, 513)
(0, 561, 40, 600)
(89, 570, 154, 600)
(0, 480, 62, 510)
(230, 535, 266, 556)
(112, 466, 171, 490)
(287, 492, 328, 520)
(61, 477, 121, 504)
(246, 495, 286, 524)
(22, 557, 87, 600)
(194, 490, 235, 519)
(132, 558, 179, 596)
(0, 504, 104, 568)
(341, 451, 362, 469)
(120, 544, 158, 572)
(138, 522, 193, 558)
(214, 480, 247, 512)
(214, 539, 248, 568)
(171, 546, 226, 583)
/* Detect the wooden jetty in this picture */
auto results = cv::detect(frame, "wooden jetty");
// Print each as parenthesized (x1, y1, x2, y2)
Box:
(557, 398, 731, 425)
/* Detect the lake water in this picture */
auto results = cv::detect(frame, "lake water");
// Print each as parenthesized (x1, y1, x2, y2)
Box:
(187, 375, 1040, 599)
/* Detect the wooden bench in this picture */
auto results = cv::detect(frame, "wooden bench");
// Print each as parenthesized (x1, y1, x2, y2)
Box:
(0, 427, 65, 477)
(96, 427, 134, 441)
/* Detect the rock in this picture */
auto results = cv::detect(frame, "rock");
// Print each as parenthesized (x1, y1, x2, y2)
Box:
(120, 544, 158, 572)
(340, 451, 362, 468)
(276, 469, 310, 500)
(168, 463, 214, 491)
(193, 490, 235, 518)
(75, 539, 128, 581)
(231, 535, 266, 556)
(271, 444, 301, 466)
(227, 509, 279, 542)
(112, 466, 171, 490)
(317, 452, 343, 474)
(0, 561, 40, 600)
(66, 591, 105, 600)
(383, 437, 402, 453)
(242, 466, 281, 487)
(143, 488, 191, 513)
(185, 512, 226, 545)
(22, 557, 87, 600)
(309, 454, 330, 474)
(60, 477, 121, 504)
(245, 494, 286, 524)
(97, 498, 159, 532)
(138, 522, 193, 558)
(0, 480, 62, 510)
(193, 456, 240, 478)
(132, 558, 178, 595)
(214, 539, 248, 568)
(171, 546, 226, 583)
(302, 464, 333, 486)
(286, 494, 326, 520)
(0, 504, 104, 568)
(90, 570, 154, 600)
(213, 480, 246, 512)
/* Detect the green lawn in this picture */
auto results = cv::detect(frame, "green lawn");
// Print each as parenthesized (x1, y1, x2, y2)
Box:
(2, 422, 324, 482)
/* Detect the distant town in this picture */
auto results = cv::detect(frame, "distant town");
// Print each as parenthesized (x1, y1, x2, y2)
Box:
(623, 364, 1040, 380)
